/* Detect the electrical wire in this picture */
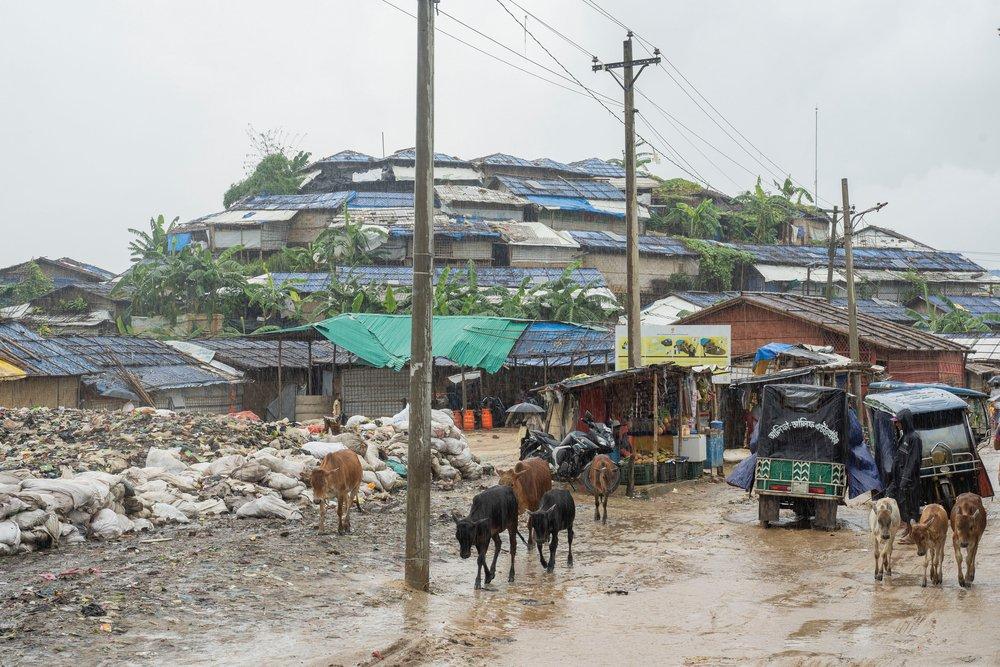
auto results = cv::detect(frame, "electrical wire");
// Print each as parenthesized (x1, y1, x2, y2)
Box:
(505, 0, 596, 60)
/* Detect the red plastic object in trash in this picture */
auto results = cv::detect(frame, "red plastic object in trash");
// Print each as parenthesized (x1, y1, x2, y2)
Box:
(229, 410, 261, 422)
(306, 423, 325, 434)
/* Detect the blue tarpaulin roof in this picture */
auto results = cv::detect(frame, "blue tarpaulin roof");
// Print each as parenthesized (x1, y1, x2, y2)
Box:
(494, 175, 625, 200)
(388, 216, 499, 240)
(510, 322, 613, 366)
(386, 148, 470, 165)
(753, 342, 796, 365)
(569, 231, 698, 257)
(266, 267, 608, 293)
(831, 298, 917, 324)
(568, 158, 627, 178)
(235, 192, 354, 211)
(349, 191, 415, 208)
(0, 323, 100, 377)
(718, 242, 984, 272)
(525, 195, 616, 216)
(314, 150, 375, 165)
(924, 295, 1000, 318)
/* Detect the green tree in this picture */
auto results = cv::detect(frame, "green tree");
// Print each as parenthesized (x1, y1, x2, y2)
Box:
(128, 214, 177, 261)
(685, 240, 753, 291)
(734, 177, 794, 243)
(311, 213, 389, 268)
(245, 273, 303, 322)
(665, 199, 722, 239)
(223, 130, 311, 208)
(773, 176, 814, 206)
(0, 261, 55, 306)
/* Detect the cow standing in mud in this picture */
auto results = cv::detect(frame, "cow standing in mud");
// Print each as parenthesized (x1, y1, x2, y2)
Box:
(454, 485, 522, 590)
(588, 454, 616, 524)
(869, 497, 900, 581)
(950, 492, 986, 588)
(909, 503, 949, 587)
(311, 449, 363, 535)
(499, 458, 551, 546)
(528, 489, 576, 573)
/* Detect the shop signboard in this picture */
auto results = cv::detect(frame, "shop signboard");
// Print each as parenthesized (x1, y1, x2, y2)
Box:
(615, 324, 731, 370)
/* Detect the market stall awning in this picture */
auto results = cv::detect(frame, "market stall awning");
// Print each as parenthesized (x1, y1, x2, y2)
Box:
(271, 314, 529, 373)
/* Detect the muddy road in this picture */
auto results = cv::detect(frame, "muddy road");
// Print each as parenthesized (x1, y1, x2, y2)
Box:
(2, 430, 998, 665)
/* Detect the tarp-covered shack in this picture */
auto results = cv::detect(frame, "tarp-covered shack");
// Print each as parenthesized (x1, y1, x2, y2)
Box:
(0, 322, 97, 408)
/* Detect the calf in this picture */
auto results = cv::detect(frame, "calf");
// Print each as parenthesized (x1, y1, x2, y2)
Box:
(499, 458, 552, 546)
(528, 489, 576, 573)
(950, 492, 986, 588)
(868, 497, 901, 581)
(453, 485, 521, 590)
(310, 449, 362, 535)
(909, 503, 949, 587)
(589, 454, 616, 524)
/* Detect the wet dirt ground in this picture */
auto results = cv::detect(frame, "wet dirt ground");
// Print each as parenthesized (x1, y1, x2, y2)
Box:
(2, 429, 998, 666)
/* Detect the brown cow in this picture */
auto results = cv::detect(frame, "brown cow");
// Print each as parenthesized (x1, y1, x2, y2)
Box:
(589, 454, 616, 524)
(909, 503, 949, 587)
(310, 449, 363, 535)
(499, 458, 552, 546)
(950, 492, 986, 588)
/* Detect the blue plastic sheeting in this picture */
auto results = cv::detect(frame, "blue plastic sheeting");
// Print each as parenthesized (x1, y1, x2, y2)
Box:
(510, 322, 613, 366)
(495, 175, 625, 200)
(569, 157, 626, 178)
(237, 192, 354, 211)
(385, 148, 469, 165)
(830, 299, 916, 324)
(925, 295, 1000, 318)
(476, 153, 538, 168)
(530, 158, 587, 174)
(718, 242, 983, 272)
(525, 195, 614, 216)
(168, 232, 192, 252)
(267, 267, 609, 293)
(85, 365, 234, 400)
(387, 216, 498, 240)
(348, 191, 414, 208)
(753, 342, 795, 365)
(671, 291, 740, 308)
(568, 231, 698, 257)
(0, 323, 100, 377)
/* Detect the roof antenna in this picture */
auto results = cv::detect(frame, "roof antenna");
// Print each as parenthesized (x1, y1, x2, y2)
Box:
(381, 131, 386, 159)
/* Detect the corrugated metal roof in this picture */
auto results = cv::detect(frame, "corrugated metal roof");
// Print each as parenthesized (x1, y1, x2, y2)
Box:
(568, 158, 627, 178)
(435, 185, 528, 207)
(474, 153, 537, 168)
(234, 192, 354, 211)
(202, 209, 299, 224)
(388, 216, 499, 240)
(719, 242, 983, 272)
(189, 338, 351, 369)
(530, 158, 588, 175)
(925, 295, 1000, 318)
(313, 149, 375, 165)
(266, 266, 608, 293)
(937, 333, 1000, 362)
(349, 191, 414, 208)
(678, 293, 968, 352)
(673, 291, 741, 308)
(568, 231, 698, 257)
(0, 323, 100, 377)
(494, 175, 625, 200)
(53, 258, 116, 281)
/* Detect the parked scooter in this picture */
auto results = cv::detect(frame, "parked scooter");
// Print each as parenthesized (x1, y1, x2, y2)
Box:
(520, 412, 617, 482)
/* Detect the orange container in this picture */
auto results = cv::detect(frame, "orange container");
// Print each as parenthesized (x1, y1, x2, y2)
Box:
(453, 410, 463, 426)
(463, 409, 476, 431)
(481, 409, 493, 430)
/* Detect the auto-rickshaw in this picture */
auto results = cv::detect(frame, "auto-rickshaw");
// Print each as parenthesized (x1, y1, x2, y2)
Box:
(865, 386, 994, 512)
(868, 381, 993, 446)
(755, 384, 848, 530)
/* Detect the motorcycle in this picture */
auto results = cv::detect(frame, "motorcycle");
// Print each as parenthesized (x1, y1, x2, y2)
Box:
(519, 412, 617, 482)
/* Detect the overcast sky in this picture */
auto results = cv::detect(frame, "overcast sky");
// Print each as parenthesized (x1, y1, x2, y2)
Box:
(1, 1, 997, 273)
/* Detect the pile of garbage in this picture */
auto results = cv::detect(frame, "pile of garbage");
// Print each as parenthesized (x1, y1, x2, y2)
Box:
(0, 406, 307, 477)
(350, 407, 487, 484)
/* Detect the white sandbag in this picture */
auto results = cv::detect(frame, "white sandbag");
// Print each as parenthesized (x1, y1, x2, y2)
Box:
(12, 509, 48, 531)
(152, 502, 190, 524)
(19, 478, 108, 513)
(90, 508, 134, 540)
(254, 454, 305, 480)
(280, 484, 306, 501)
(361, 470, 380, 489)
(430, 409, 455, 428)
(345, 414, 370, 429)
(205, 454, 246, 477)
(229, 461, 269, 484)
(430, 438, 445, 452)
(137, 490, 180, 507)
(74, 470, 122, 487)
(0, 521, 21, 555)
(0, 470, 32, 486)
(264, 472, 300, 492)
(303, 441, 347, 459)
(60, 524, 85, 545)
(440, 438, 466, 456)
(0, 496, 29, 520)
(235, 495, 302, 520)
(250, 447, 279, 459)
(145, 448, 188, 473)
(364, 442, 386, 472)
(189, 462, 212, 474)
(132, 518, 154, 532)
(171, 499, 201, 519)
(447, 450, 474, 468)
(374, 469, 399, 492)
(142, 470, 200, 494)
(457, 462, 483, 481)
(193, 498, 229, 516)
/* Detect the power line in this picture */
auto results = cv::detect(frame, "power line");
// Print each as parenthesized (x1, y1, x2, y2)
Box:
(505, 0, 596, 59)
(378, 0, 622, 107)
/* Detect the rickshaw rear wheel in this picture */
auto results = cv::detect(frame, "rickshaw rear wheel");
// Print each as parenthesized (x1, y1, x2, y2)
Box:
(813, 499, 838, 531)
(758, 495, 779, 527)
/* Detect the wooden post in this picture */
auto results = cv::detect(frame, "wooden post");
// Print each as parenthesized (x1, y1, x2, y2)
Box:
(460, 365, 467, 411)
(307, 340, 313, 394)
(651, 371, 658, 483)
(277, 339, 284, 419)
(543, 355, 549, 386)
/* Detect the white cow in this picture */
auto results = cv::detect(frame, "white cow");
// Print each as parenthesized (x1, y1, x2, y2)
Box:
(869, 497, 901, 581)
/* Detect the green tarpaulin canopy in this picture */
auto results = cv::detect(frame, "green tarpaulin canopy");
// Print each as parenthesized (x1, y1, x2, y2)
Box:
(278, 314, 529, 373)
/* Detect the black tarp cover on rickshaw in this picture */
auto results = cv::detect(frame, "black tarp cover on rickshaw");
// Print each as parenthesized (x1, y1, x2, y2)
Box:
(757, 384, 848, 464)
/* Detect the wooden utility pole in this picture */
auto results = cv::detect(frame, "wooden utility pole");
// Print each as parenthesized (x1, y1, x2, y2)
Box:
(405, 0, 434, 592)
(825, 205, 838, 302)
(595, 34, 660, 371)
(841, 179, 862, 411)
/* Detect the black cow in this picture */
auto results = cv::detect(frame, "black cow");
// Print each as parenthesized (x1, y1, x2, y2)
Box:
(528, 489, 576, 573)
(453, 485, 522, 590)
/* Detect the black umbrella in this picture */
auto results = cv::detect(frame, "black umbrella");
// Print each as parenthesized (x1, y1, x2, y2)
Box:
(506, 402, 545, 414)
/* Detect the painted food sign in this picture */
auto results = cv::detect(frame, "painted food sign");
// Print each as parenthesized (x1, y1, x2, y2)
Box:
(615, 324, 731, 370)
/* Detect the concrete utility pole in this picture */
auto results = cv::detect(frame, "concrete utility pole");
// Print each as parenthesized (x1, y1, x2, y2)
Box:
(840, 179, 862, 411)
(594, 34, 660, 370)
(405, 0, 435, 592)
(825, 205, 838, 302)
